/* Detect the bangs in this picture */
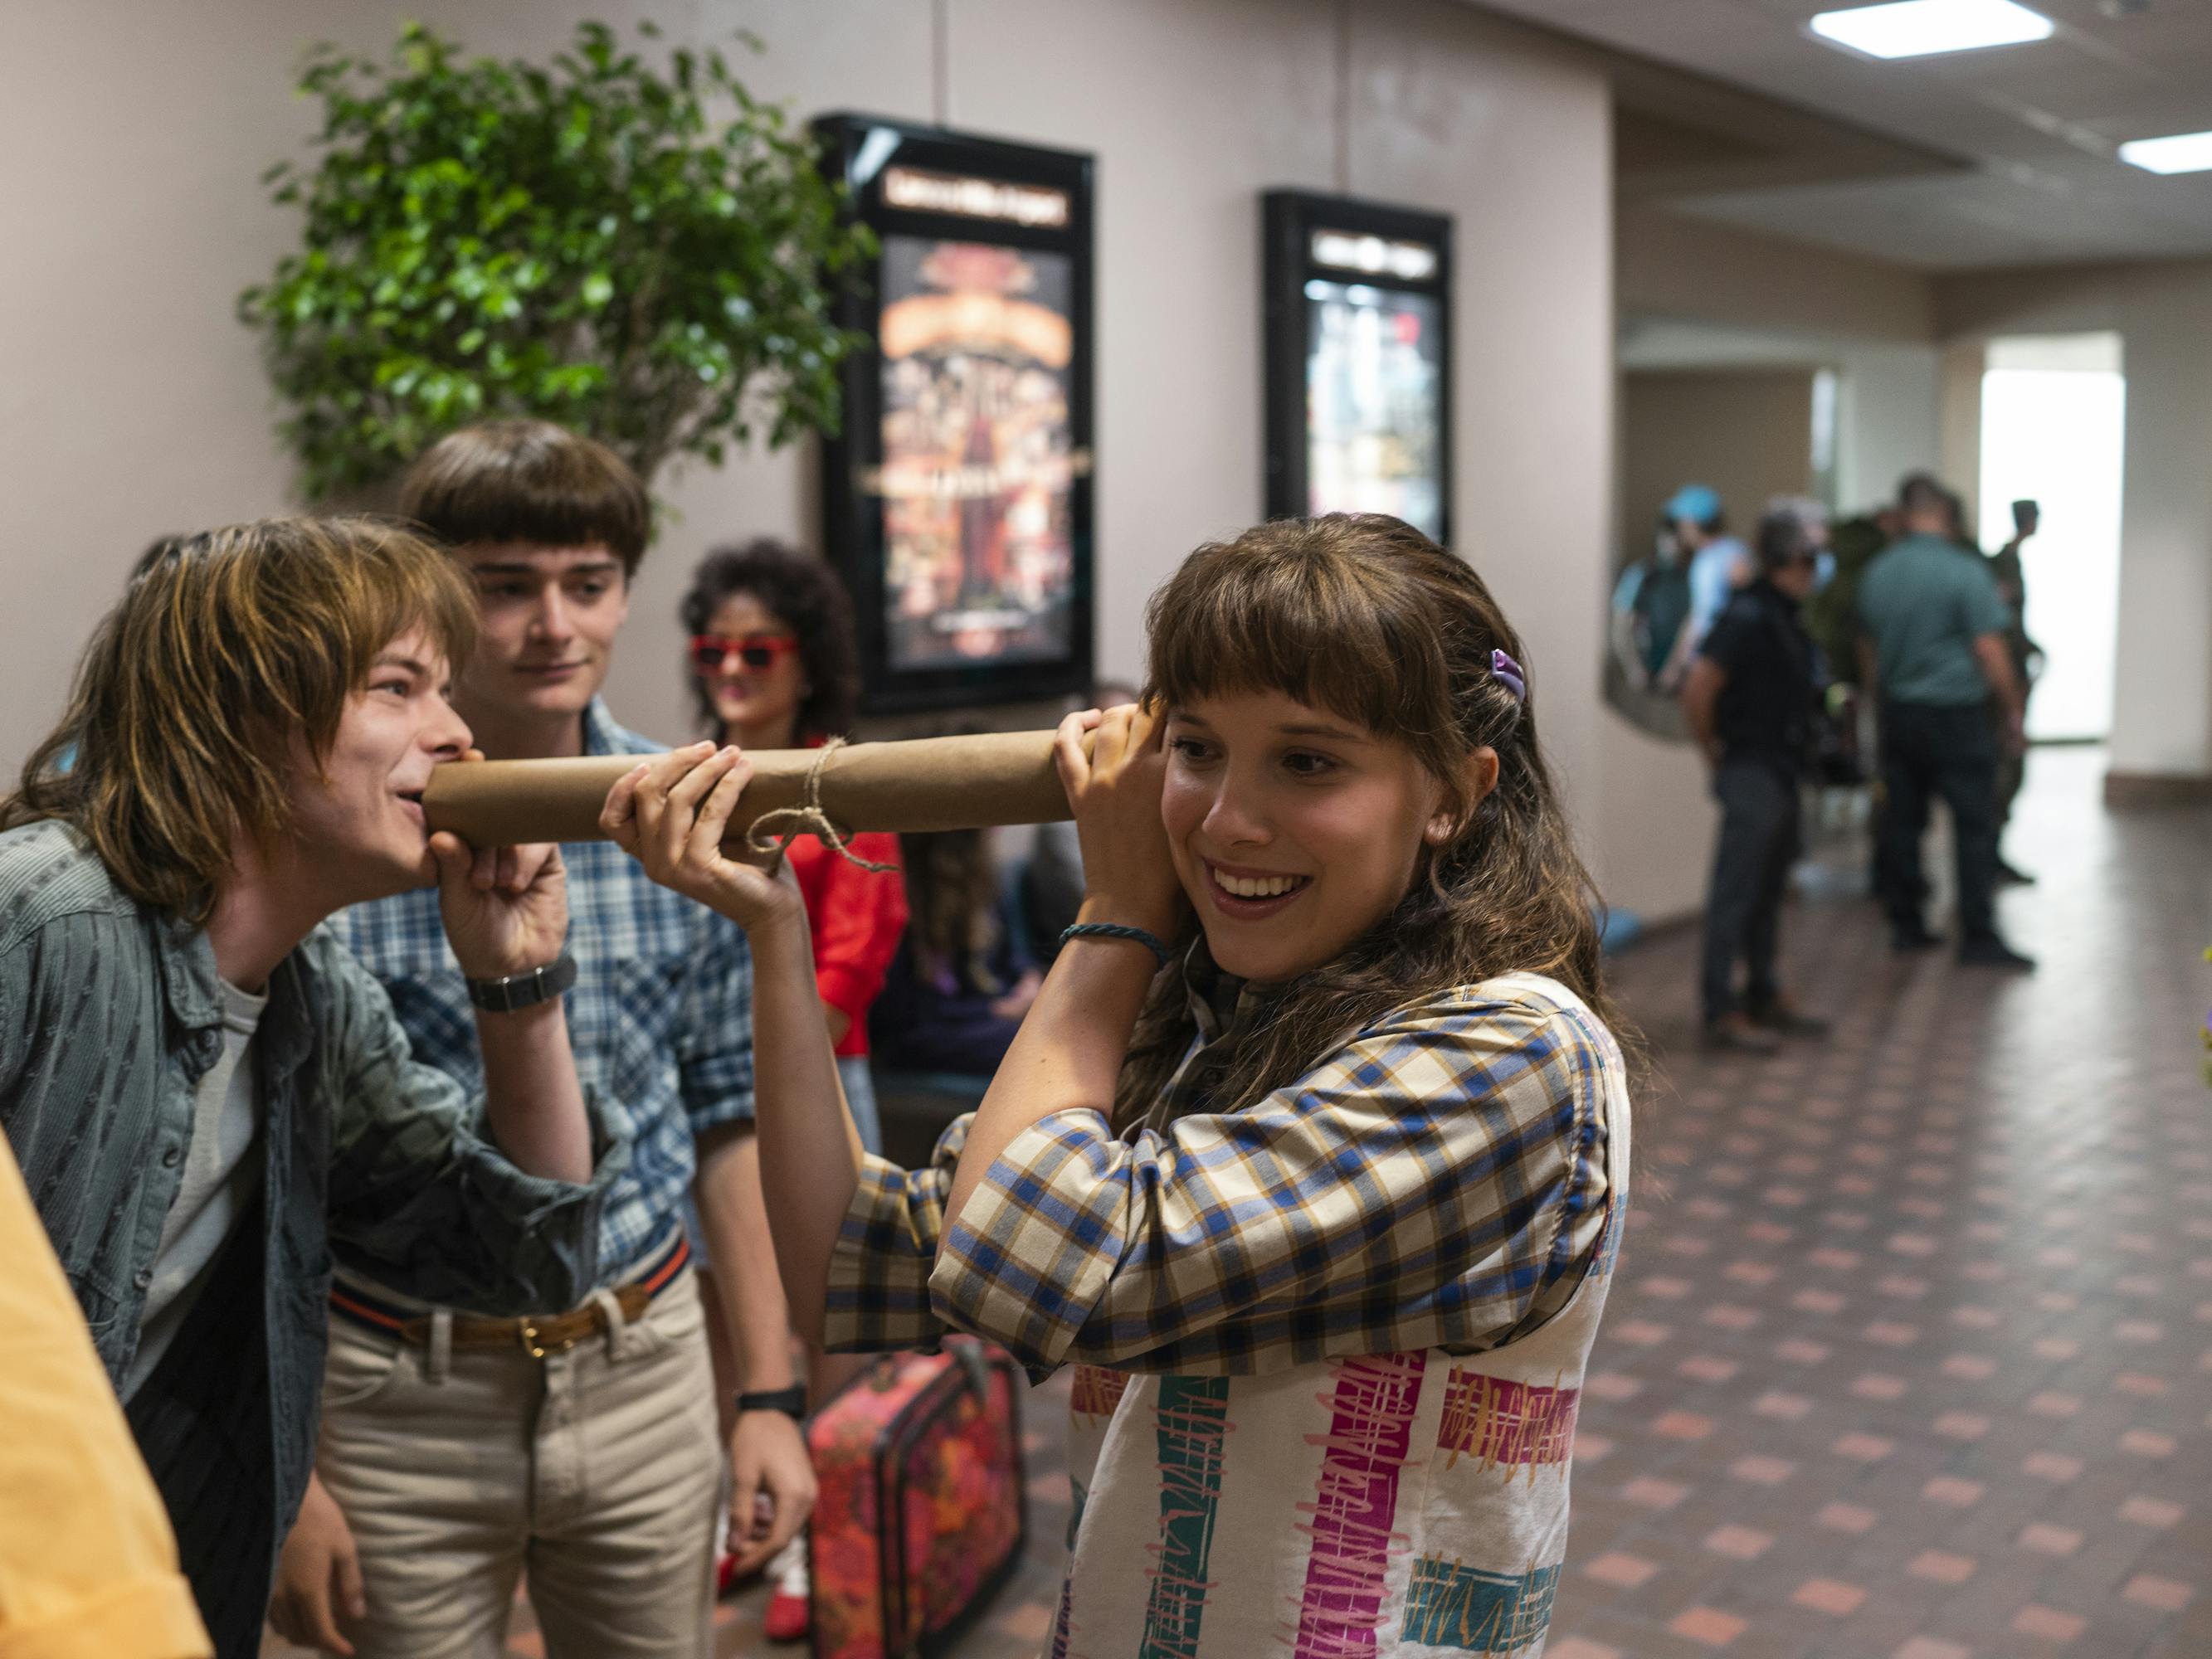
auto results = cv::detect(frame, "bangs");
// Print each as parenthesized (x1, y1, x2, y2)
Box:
(1144, 525, 1454, 747)
(400, 420, 649, 570)
(335, 522, 480, 687)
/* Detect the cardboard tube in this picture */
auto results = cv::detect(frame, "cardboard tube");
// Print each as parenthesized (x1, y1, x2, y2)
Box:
(420, 729, 1072, 849)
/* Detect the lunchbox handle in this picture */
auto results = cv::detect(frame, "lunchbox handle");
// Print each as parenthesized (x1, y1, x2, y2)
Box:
(950, 1340, 992, 1401)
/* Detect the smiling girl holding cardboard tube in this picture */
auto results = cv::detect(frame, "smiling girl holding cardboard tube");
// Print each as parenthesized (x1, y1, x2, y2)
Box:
(602, 513, 1635, 1656)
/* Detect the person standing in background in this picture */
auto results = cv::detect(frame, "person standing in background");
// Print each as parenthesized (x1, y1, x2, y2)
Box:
(1683, 504, 1832, 1052)
(682, 539, 907, 1157)
(1610, 515, 1694, 694)
(1857, 474, 2033, 970)
(871, 824, 1040, 1077)
(1658, 484, 1751, 690)
(680, 537, 907, 1640)
(1986, 499, 2043, 883)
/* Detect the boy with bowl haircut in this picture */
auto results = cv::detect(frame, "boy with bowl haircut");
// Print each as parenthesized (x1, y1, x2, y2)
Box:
(274, 422, 810, 1659)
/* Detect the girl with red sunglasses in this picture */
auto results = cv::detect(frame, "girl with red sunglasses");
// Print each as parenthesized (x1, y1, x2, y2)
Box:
(677, 538, 908, 1635)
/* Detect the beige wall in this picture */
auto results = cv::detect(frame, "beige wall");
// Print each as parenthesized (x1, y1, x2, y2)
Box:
(1937, 260, 2212, 780)
(1621, 368, 1815, 542)
(1, 0, 1659, 903)
(1619, 205, 1935, 345)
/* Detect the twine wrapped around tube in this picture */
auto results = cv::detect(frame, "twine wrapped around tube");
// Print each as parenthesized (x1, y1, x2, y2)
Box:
(741, 738, 895, 872)
(419, 727, 1073, 851)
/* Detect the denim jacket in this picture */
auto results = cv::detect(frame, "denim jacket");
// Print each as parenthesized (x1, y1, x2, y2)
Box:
(0, 821, 628, 1543)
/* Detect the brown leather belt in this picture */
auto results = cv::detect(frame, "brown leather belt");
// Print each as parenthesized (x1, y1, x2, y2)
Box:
(330, 1233, 689, 1360)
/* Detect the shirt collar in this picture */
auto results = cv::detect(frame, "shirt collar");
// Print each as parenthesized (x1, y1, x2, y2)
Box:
(158, 913, 314, 1078)
(157, 912, 225, 1034)
(578, 698, 626, 758)
(1179, 937, 1285, 1047)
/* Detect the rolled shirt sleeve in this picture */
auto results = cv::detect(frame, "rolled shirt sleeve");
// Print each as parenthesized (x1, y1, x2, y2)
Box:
(824, 1114, 972, 1355)
(832, 990, 1613, 1381)
(314, 932, 630, 1315)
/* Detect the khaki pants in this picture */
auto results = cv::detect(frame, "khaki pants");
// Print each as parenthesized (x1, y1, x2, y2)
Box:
(314, 1268, 722, 1659)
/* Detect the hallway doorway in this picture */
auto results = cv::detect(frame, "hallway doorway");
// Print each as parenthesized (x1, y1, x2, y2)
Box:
(1976, 333, 2126, 742)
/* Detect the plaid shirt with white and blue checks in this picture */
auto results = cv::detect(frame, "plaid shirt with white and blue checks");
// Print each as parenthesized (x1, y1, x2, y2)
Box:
(334, 699, 754, 1297)
(826, 953, 1620, 1381)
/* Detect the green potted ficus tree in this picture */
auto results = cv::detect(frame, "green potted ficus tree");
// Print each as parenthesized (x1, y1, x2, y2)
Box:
(241, 18, 872, 500)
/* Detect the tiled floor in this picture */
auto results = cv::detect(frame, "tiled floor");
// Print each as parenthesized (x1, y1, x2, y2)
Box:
(1537, 748, 2212, 1659)
(273, 747, 2212, 1657)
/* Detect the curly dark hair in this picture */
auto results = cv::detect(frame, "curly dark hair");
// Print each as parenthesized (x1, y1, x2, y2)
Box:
(680, 539, 861, 742)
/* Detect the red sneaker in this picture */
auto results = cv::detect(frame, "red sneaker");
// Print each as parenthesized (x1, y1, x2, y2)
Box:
(763, 1536, 811, 1642)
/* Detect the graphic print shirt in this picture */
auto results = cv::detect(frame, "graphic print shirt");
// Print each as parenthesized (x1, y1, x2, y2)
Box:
(826, 967, 1631, 1657)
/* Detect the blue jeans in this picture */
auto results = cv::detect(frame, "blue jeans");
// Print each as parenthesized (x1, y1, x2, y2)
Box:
(680, 1057, 884, 1258)
(838, 1055, 883, 1156)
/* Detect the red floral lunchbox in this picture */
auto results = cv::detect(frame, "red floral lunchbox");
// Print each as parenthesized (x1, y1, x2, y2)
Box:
(808, 1337, 1028, 1659)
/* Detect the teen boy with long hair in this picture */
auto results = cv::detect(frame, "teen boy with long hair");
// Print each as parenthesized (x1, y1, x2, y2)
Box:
(0, 518, 619, 1657)
(272, 423, 810, 1659)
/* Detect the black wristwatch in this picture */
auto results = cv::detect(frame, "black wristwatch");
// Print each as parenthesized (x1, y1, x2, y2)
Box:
(737, 1384, 808, 1422)
(465, 953, 578, 1014)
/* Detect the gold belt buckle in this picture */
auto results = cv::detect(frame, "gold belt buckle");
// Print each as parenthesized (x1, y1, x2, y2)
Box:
(519, 1317, 582, 1360)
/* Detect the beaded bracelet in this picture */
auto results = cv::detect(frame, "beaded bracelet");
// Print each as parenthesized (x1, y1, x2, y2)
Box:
(1059, 921, 1174, 971)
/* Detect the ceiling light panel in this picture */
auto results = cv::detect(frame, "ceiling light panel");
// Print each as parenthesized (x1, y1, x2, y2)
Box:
(1810, 0, 2056, 60)
(2119, 131, 2212, 174)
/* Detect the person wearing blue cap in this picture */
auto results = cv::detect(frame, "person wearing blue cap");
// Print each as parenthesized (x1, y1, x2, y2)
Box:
(1656, 484, 1752, 690)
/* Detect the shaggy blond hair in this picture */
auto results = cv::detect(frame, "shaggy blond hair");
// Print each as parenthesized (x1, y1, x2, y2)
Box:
(3, 517, 476, 922)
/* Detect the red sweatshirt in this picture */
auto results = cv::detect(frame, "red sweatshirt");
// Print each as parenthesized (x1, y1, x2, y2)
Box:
(785, 831, 908, 1058)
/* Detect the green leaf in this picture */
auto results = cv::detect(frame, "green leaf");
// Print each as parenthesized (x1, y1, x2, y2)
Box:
(238, 14, 875, 497)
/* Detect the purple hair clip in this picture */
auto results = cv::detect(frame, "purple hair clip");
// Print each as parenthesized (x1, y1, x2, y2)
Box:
(1491, 648, 1527, 702)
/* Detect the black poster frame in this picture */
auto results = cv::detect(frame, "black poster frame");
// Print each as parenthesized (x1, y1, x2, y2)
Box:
(814, 113, 1097, 716)
(1262, 190, 1454, 549)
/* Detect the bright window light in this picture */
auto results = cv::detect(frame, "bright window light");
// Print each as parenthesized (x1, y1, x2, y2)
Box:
(1810, 0, 2054, 60)
(2118, 131, 2212, 175)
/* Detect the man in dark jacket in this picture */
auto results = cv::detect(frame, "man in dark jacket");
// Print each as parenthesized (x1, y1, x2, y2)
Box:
(1683, 503, 1832, 1052)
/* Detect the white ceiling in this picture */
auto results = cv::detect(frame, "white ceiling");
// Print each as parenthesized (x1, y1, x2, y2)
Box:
(1474, 0, 2212, 270)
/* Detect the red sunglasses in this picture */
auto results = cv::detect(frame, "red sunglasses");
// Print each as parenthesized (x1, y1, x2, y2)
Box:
(689, 633, 801, 674)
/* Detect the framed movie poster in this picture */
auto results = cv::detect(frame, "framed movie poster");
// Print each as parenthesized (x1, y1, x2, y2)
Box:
(1263, 192, 1454, 547)
(814, 114, 1095, 714)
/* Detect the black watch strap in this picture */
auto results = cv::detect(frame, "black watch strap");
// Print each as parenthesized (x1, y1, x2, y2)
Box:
(736, 1384, 808, 1421)
(465, 953, 578, 1014)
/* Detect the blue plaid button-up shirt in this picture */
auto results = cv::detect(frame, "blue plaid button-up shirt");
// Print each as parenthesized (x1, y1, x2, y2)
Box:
(826, 956, 1620, 1381)
(334, 699, 754, 1297)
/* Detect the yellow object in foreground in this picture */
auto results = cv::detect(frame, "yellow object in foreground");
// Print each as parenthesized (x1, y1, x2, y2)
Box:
(0, 1140, 211, 1659)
